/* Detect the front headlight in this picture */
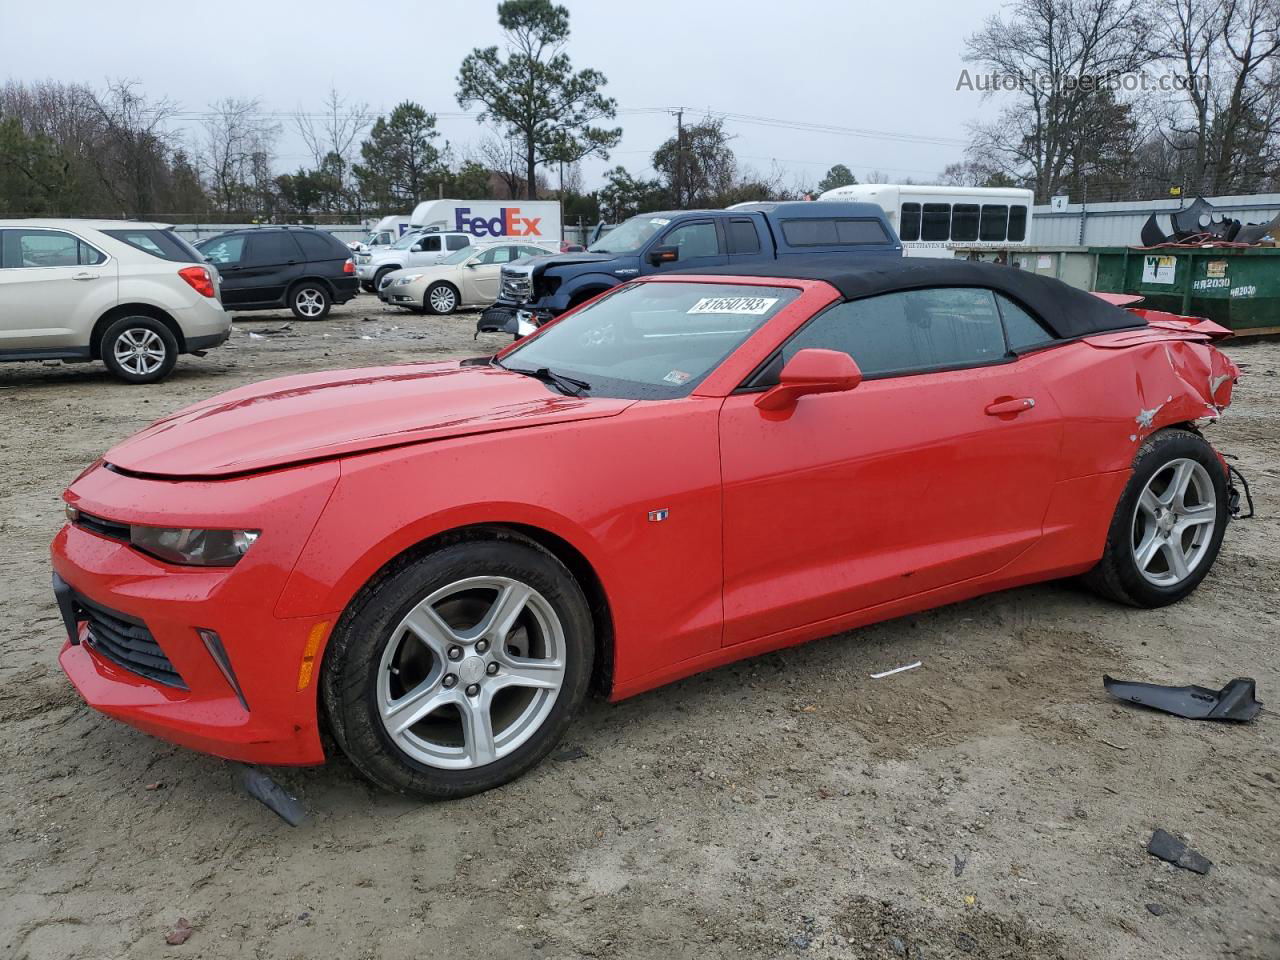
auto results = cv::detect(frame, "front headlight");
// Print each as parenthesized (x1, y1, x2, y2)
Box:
(394, 274, 422, 285)
(129, 526, 261, 567)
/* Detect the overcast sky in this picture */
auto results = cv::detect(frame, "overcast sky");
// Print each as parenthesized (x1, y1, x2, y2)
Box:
(1, 0, 1006, 190)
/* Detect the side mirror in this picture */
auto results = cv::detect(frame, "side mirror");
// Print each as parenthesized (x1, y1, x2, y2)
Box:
(465, 261, 478, 268)
(647, 245, 679, 267)
(755, 349, 862, 412)
(411, 242, 425, 252)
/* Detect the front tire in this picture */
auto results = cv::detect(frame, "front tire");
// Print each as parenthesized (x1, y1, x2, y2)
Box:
(100, 316, 178, 384)
(425, 282, 459, 315)
(322, 537, 594, 799)
(290, 283, 331, 321)
(1083, 428, 1228, 607)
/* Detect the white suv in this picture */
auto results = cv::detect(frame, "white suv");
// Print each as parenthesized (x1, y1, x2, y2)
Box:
(0, 220, 231, 384)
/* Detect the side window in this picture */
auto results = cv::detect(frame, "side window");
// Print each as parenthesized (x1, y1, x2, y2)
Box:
(781, 288, 1007, 378)
(951, 204, 980, 242)
(996, 293, 1056, 351)
(980, 205, 1009, 241)
(1008, 205, 1028, 241)
(899, 203, 921, 241)
(473, 246, 516, 265)
(662, 220, 720, 258)
(446, 234, 470, 251)
(520, 245, 547, 258)
(6, 230, 100, 267)
(244, 233, 301, 266)
(726, 218, 761, 254)
(921, 204, 951, 241)
(295, 231, 340, 261)
(418, 235, 442, 252)
(200, 235, 245, 265)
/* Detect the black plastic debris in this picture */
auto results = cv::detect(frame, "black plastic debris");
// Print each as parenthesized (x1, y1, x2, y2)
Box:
(1147, 828, 1212, 874)
(240, 765, 306, 826)
(1104, 675, 1262, 722)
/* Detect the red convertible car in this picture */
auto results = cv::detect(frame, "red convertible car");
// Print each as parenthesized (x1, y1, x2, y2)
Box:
(51, 259, 1241, 798)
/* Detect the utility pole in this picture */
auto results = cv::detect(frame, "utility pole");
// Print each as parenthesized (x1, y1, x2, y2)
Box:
(674, 107, 684, 208)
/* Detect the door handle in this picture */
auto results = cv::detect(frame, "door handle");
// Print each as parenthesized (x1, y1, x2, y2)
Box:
(72, 272, 97, 281)
(985, 397, 1036, 416)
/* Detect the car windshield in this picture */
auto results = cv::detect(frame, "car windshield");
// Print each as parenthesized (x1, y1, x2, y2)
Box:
(500, 281, 800, 400)
(390, 232, 422, 250)
(586, 215, 669, 254)
(439, 246, 474, 266)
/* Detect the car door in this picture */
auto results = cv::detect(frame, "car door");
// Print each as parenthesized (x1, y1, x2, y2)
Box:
(650, 219, 727, 274)
(237, 232, 304, 306)
(0, 228, 116, 351)
(462, 245, 516, 302)
(717, 286, 1062, 646)
(408, 234, 443, 267)
(725, 217, 765, 265)
(199, 235, 249, 305)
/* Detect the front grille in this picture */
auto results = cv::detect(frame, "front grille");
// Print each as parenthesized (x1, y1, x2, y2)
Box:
(77, 592, 187, 689)
(74, 510, 130, 543)
(500, 271, 531, 302)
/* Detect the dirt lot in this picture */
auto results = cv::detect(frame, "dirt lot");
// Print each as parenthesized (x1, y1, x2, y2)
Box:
(2, 294, 1278, 960)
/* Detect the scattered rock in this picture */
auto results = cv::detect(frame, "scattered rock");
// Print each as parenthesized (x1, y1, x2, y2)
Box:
(164, 918, 194, 945)
(956, 932, 977, 952)
(954, 851, 968, 877)
(787, 933, 811, 950)
(145, 781, 164, 791)
(1145, 903, 1167, 916)
(1147, 828, 1212, 875)
(552, 746, 587, 762)
(890, 935, 907, 955)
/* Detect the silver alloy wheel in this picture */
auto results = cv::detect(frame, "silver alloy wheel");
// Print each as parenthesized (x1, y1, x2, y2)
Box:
(376, 576, 566, 770)
(1130, 457, 1217, 587)
(112, 327, 167, 376)
(295, 288, 326, 317)
(429, 285, 457, 313)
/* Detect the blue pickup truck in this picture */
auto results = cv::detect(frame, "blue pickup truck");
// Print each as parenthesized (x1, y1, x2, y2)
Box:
(477, 201, 901, 335)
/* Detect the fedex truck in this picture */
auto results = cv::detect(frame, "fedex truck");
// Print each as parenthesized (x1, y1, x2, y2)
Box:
(409, 199, 562, 244)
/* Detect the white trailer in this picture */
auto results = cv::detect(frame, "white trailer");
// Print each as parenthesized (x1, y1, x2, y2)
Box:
(350, 215, 412, 253)
(817, 184, 1034, 258)
(409, 199, 562, 244)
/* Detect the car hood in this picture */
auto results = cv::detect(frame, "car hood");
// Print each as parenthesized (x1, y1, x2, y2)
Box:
(528, 252, 625, 271)
(383, 264, 456, 285)
(105, 361, 636, 478)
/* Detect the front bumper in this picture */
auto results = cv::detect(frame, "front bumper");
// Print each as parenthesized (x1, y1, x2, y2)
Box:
(50, 460, 341, 766)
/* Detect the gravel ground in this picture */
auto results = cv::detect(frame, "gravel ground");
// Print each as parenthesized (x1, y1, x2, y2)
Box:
(2, 293, 1278, 960)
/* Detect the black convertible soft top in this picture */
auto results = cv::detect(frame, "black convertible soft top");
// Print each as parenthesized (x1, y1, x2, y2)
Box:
(672, 257, 1141, 340)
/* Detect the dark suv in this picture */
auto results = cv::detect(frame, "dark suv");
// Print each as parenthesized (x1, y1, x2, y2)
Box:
(195, 227, 358, 320)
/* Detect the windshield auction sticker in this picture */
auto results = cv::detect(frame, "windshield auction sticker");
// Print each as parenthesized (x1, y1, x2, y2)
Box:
(687, 296, 779, 315)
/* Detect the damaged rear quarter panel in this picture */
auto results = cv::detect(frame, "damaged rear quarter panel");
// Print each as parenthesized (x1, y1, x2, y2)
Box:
(1033, 331, 1238, 478)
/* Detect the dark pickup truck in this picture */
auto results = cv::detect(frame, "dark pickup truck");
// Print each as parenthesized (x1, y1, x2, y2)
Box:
(477, 201, 901, 335)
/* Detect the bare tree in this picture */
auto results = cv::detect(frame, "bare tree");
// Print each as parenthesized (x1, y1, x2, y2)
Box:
(476, 133, 527, 198)
(963, 0, 1154, 201)
(89, 79, 179, 216)
(201, 97, 279, 215)
(294, 87, 370, 209)
(1147, 0, 1280, 193)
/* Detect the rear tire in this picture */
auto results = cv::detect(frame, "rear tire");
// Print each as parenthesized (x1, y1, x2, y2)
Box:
(1082, 428, 1228, 607)
(322, 537, 594, 799)
(100, 316, 178, 384)
(290, 283, 331, 321)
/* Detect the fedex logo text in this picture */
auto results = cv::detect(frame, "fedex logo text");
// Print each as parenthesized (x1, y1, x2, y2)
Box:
(454, 207, 544, 238)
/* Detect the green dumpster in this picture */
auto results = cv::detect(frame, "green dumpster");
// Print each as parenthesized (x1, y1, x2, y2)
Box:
(1092, 246, 1280, 334)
